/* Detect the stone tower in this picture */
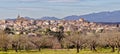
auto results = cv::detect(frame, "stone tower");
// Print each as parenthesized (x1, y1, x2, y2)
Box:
(17, 14, 21, 19)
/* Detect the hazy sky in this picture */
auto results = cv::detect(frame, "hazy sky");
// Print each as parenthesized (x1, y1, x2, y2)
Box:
(0, 0, 120, 19)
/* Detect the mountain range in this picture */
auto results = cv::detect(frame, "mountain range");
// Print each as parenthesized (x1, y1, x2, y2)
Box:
(6, 10, 120, 22)
(39, 16, 60, 20)
(63, 10, 120, 22)
(38, 10, 120, 22)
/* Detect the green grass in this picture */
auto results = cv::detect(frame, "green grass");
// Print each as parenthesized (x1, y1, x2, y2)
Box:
(0, 49, 119, 54)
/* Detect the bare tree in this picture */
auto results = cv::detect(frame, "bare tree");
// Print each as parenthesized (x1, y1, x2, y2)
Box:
(11, 34, 33, 52)
(86, 32, 99, 51)
(0, 30, 10, 52)
(11, 34, 20, 52)
(98, 33, 109, 48)
(98, 32, 116, 52)
(109, 32, 120, 53)
(65, 32, 86, 53)
(29, 35, 47, 51)
(18, 35, 34, 51)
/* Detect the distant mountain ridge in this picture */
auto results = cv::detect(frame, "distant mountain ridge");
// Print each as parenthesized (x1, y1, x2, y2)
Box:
(5, 10, 120, 22)
(39, 16, 60, 20)
(80, 10, 120, 22)
(63, 10, 120, 22)
(62, 15, 80, 20)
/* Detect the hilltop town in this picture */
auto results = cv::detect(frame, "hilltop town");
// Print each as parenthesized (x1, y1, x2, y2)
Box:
(0, 15, 120, 53)
(0, 15, 119, 35)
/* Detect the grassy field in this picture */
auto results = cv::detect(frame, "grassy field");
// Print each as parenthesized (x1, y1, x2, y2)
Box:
(0, 49, 119, 54)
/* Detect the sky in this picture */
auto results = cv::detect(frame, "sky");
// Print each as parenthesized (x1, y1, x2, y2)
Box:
(0, 0, 120, 19)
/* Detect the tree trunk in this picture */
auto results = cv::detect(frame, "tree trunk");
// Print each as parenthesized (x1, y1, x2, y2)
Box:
(38, 46, 41, 51)
(15, 46, 18, 52)
(111, 46, 115, 52)
(90, 46, 93, 51)
(67, 45, 70, 51)
(76, 43, 80, 53)
(118, 46, 120, 54)
(93, 45, 97, 51)
(12, 44, 18, 52)
(25, 46, 29, 51)
(60, 43, 64, 49)
(80, 45, 82, 50)
(18, 45, 21, 51)
(67, 48, 70, 51)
